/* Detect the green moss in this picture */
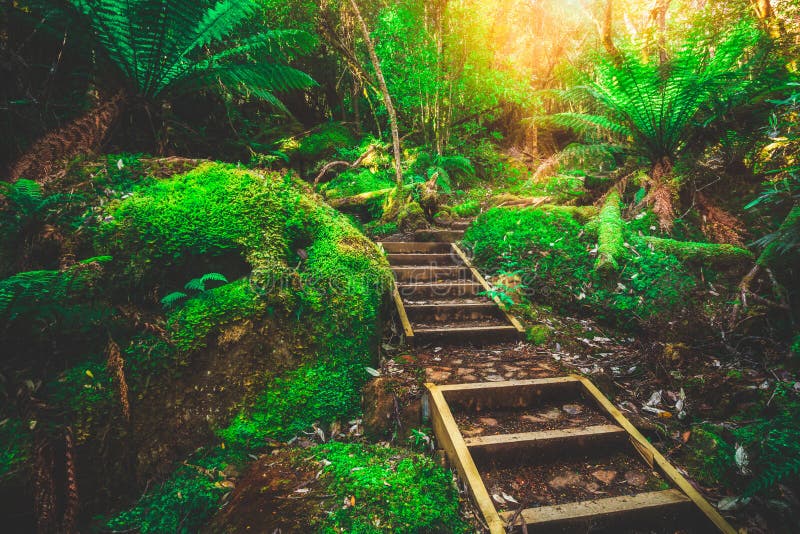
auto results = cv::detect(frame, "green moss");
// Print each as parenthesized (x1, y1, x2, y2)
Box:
(289, 122, 356, 160)
(684, 426, 734, 486)
(451, 199, 480, 217)
(463, 206, 696, 327)
(167, 279, 264, 352)
(321, 167, 394, 200)
(526, 324, 551, 345)
(643, 236, 753, 268)
(311, 442, 468, 533)
(536, 204, 599, 224)
(595, 191, 625, 273)
(397, 201, 427, 232)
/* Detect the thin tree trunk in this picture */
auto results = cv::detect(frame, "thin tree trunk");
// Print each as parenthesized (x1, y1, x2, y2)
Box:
(349, 0, 403, 188)
(656, 0, 670, 64)
(600, 0, 622, 64)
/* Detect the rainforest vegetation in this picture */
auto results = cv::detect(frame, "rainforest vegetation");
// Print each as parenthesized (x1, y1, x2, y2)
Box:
(0, 0, 799, 532)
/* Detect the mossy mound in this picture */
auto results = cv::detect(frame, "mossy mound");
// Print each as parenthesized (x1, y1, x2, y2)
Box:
(0, 161, 392, 530)
(463, 206, 701, 329)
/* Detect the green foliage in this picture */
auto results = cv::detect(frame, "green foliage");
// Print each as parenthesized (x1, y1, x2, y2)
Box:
(284, 122, 357, 162)
(162, 272, 229, 309)
(545, 20, 766, 167)
(0, 257, 112, 335)
(0, 419, 31, 480)
(595, 191, 624, 273)
(106, 445, 244, 534)
(67, 0, 316, 107)
(464, 207, 696, 327)
(0, 179, 79, 238)
(312, 442, 467, 533)
(168, 279, 263, 352)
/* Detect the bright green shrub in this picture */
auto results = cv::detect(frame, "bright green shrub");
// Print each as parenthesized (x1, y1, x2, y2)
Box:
(321, 167, 394, 199)
(463, 207, 696, 327)
(451, 199, 480, 217)
(312, 442, 467, 533)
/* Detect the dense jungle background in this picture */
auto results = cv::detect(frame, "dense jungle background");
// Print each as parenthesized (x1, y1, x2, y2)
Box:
(0, 0, 799, 532)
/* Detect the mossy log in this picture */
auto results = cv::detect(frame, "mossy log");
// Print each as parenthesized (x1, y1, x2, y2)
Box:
(327, 188, 395, 210)
(594, 191, 625, 273)
(643, 236, 754, 268)
(531, 204, 600, 224)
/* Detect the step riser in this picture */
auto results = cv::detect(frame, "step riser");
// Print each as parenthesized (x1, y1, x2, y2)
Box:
(414, 230, 465, 242)
(381, 242, 452, 254)
(392, 267, 473, 283)
(441, 380, 586, 412)
(398, 284, 482, 299)
(503, 497, 697, 533)
(406, 305, 503, 323)
(414, 328, 519, 346)
(468, 428, 628, 467)
(388, 254, 460, 266)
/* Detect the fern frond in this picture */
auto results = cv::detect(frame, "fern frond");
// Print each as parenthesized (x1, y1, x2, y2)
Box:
(184, 277, 206, 292)
(160, 291, 188, 308)
(200, 272, 228, 285)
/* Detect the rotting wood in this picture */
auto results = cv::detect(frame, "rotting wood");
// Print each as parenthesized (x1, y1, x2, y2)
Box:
(578, 376, 737, 534)
(426, 383, 505, 534)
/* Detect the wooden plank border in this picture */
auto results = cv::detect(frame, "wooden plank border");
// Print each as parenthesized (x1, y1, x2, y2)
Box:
(577, 376, 736, 534)
(451, 243, 526, 335)
(392, 283, 414, 343)
(426, 383, 505, 534)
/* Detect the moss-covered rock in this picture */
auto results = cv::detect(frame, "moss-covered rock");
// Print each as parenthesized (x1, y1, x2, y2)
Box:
(397, 201, 428, 233)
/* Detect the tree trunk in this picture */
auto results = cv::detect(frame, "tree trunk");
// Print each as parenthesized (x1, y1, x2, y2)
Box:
(600, 0, 622, 64)
(656, 0, 671, 64)
(349, 0, 404, 188)
(10, 91, 126, 183)
(647, 157, 677, 232)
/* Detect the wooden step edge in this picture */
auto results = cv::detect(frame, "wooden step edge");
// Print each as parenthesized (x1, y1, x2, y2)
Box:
(397, 282, 482, 288)
(499, 489, 692, 528)
(391, 284, 414, 342)
(426, 384, 506, 533)
(451, 244, 525, 335)
(576, 376, 737, 534)
(404, 302, 499, 311)
(413, 325, 518, 334)
(438, 376, 582, 393)
(463, 424, 626, 450)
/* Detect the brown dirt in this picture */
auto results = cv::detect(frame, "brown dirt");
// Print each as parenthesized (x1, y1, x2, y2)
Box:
(453, 401, 611, 435)
(479, 451, 667, 513)
(206, 450, 330, 533)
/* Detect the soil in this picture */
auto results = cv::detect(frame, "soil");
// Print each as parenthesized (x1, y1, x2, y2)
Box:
(453, 401, 612, 435)
(479, 451, 667, 513)
(206, 450, 331, 533)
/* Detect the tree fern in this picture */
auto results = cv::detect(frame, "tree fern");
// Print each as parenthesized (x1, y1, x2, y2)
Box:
(66, 0, 317, 107)
(545, 20, 765, 168)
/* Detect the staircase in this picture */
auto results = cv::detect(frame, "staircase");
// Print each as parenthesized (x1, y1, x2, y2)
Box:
(379, 230, 735, 533)
(426, 377, 735, 533)
(380, 239, 524, 346)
